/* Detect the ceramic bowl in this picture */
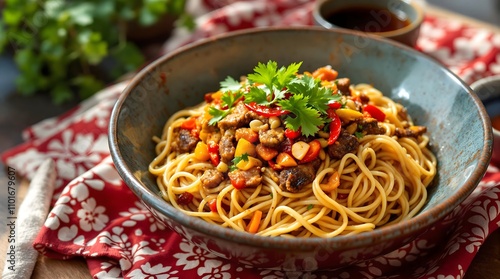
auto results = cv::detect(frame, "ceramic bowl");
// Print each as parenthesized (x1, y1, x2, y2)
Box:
(108, 27, 492, 270)
(471, 75, 500, 165)
(313, 0, 424, 47)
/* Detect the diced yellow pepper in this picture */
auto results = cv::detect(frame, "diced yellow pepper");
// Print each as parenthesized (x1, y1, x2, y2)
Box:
(194, 142, 210, 161)
(335, 108, 363, 122)
(235, 138, 256, 157)
(236, 156, 262, 170)
(276, 153, 297, 167)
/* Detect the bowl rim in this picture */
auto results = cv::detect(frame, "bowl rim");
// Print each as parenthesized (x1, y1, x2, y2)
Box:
(109, 26, 492, 251)
(312, 0, 424, 37)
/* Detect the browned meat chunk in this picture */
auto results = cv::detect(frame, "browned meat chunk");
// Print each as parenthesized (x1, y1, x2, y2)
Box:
(327, 131, 359, 159)
(395, 126, 427, 138)
(337, 78, 351, 96)
(278, 161, 319, 193)
(172, 128, 198, 154)
(259, 128, 285, 148)
(357, 118, 386, 135)
(219, 129, 236, 163)
(217, 102, 251, 130)
(201, 169, 225, 189)
(228, 167, 262, 188)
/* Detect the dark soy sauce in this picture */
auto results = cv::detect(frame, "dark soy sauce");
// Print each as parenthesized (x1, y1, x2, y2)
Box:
(325, 6, 411, 33)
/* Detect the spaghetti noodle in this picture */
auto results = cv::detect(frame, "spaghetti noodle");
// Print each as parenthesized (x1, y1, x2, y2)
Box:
(149, 62, 437, 237)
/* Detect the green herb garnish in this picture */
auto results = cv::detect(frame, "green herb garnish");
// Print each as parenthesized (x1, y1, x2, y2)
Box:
(355, 131, 364, 139)
(208, 90, 244, 126)
(229, 153, 249, 171)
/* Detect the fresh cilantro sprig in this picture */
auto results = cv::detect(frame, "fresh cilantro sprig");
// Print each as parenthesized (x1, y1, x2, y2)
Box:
(245, 61, 301, 106)
(247, 61, 302, 90)
(220, 76, 242, 92)
(287, 75, 339, 114)
(279, 94, 324, 136)
(208, 90, 244, 125)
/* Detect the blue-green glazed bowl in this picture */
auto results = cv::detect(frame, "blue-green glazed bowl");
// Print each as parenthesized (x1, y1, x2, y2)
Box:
(109, 27, 492, 270)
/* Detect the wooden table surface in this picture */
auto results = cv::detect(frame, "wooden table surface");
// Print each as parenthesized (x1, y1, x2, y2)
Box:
(1, 3, 500, 278)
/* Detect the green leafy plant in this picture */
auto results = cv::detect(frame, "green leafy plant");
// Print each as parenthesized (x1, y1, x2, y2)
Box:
(0, 0, 194, 104)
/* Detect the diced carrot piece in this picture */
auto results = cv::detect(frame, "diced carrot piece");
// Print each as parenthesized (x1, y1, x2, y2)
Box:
(255, 144, 278, 161)
(246, 210, 263, 233)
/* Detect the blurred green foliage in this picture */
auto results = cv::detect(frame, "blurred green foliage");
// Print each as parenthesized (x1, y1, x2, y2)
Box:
(0, 0, 194, 104)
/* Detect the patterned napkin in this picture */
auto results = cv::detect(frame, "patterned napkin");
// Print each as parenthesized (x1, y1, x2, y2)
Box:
(2, 1, 500, 278)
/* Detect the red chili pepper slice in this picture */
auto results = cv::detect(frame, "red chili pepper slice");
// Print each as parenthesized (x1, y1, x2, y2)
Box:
(327, 101, 342, 110)
(244, 102, 289, 117)
(207, 142, 220, 166)
(299, 140, 321, 163)
(363, 104, 386, 122)
(267, 160, 283, 171)
(284, 128, 301, 139)
(229, 175, 246, 190)
(327, 109, 342, 145)
(208, 199, 218, 213)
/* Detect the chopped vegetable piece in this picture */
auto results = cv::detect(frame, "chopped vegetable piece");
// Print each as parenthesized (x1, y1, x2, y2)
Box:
(235, 128, 259, 143)
(276, 152, 298, 167)
(335, 108, 364, 122)
(244, 102, 290, 117)
(230, 175, 246, 190)
(327, 109, 342, 145)
(246, 210, 263, 233)
(208, 199, 218, 213)
(320, 171, 340, 192)
(312, 66, 339, 81)
(236, 156, 262, 171)
(194, 142, 210, 161)
(255, 144, 279, 161)
(291, 141, 310, 160)
(235, 138, 256, 157)
(208, 142, 220, 166)
(177, 192, 194, 205)
(327, 101, 342, 109)
(180, 118, 197, 130)
(363, 104, 386, 122)
(299, 140, 321, 163)
(284, 128, 301, 139)
(267, 160, 283, 171)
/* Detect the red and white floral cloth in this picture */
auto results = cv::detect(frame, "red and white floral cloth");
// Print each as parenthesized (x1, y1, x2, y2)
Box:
(2, 0, 500, 278)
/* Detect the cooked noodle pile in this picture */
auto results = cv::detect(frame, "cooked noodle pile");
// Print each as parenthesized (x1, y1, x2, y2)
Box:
(149, 62, 436, 237)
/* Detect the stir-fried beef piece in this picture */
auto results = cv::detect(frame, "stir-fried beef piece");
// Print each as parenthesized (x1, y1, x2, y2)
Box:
(337, 78, 351, 96)
(259, 128, 285, 148)
(172, 128, 198, 154)
(228, 167, 262, 188)
(395, 126, 427, 138)
(278, 160, 320, 193)
(327, 131, 359, 159)
(357, 118, 386, 135)
(217, 102, 250, 130)
(219, 129, 236, 163)
(201, 169, 225, 189)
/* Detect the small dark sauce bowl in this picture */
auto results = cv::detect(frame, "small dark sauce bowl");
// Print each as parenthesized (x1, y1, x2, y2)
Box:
(313, 0, 424, 47)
